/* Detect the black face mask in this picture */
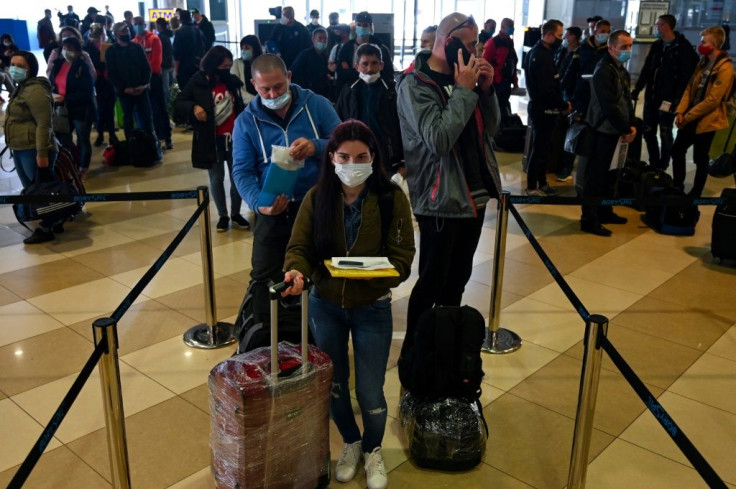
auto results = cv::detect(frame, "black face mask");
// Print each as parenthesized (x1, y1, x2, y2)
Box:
(444, 37, 472, 71)
(550, 37, 562, 51)
(117, 34, 130, 43)
(216, 69, 230, 81)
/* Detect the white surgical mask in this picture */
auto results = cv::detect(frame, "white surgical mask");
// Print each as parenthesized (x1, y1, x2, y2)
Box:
(334, 162, 373, 187)
(311, 18, 319, 25)
(261, 89, 291, 110)
(280, 16, 289, 25)
(359, 72, 380, 84)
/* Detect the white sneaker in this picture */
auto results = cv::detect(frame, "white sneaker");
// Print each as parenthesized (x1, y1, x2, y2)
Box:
(364, 447, 388, 489)
(335, 441, 362, 482)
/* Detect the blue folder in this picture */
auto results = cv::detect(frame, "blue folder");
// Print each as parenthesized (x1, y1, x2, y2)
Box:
(256, 161, 303, 208)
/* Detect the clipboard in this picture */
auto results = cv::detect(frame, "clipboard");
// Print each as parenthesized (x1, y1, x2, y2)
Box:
(257, 160, 303, 208)
(323, 260, 399, 278)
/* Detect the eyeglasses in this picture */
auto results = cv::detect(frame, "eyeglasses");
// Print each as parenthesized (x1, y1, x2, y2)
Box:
(446, 15, 476, 37)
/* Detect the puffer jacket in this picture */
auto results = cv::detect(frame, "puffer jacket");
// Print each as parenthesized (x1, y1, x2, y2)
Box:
(676, 54, 734, 134)
(396, 51, 502, 218)
(284, 186, 415, 309)
(3, 77, 57, 157)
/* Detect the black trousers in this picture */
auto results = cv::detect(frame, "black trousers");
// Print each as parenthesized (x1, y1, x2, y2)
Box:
(150, 73, 172, 142)
(403, 209, 486, 355)
(527, 113, 557, 190)
(250, 200, 302, 283)
(671, 122, 716, 197)
(581, 131, 619, 224)
(642, 100, 676, 169)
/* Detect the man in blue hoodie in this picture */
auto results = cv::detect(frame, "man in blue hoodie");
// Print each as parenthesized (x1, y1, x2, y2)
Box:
(232, 54, 341, 283)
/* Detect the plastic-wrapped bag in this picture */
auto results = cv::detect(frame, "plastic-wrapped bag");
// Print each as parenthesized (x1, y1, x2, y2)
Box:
(399, 390, 488, 471)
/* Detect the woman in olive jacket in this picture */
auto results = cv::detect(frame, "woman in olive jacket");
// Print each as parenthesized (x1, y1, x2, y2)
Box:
(281, 121, 415, 489)
(174, 46, 250, 231)
(672, 26, 735, 196)
(3, 51, 60, 244)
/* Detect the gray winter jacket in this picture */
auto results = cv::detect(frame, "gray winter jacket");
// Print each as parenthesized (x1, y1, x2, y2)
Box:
(396, 52, 502, 218)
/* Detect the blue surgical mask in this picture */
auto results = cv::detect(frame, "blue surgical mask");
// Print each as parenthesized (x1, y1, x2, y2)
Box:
(134, 25, 145, 36)
(242, 50, 253, 61)
(8, 65, 27, 82)
(654, 27, 661, 39)
(315, 41, 326, 51)
(261, 89, 291, 110)
(356, 26, 371, 38)
(506, 26, 514, 36)
(562, 39, 569, 48)
(617, 49, 632, 63)
(596, 33, 609, 45)
(487, 28, 495, 36)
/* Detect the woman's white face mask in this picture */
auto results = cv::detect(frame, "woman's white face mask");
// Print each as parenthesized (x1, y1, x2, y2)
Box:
(334, 162, 373, 187)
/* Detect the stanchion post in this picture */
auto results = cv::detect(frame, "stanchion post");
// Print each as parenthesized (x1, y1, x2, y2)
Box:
(482, 190, 522, 354)
(93, 318, 131, 489)
(567, 314, 609, 489)
(184, 186, 236, 349)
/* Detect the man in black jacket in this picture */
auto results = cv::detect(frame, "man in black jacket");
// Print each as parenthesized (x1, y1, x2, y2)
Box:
(106, 22, 160, 154)
(632, 14, 698, 169)
(173, 9, 205, 90)
(571, 19, 610, 115)
(291, 28, 332, 98)
(581, 30, 636, 236)
(58, 5, 80, 28)
(269, 6, 312, 69)
(336, 43, 403, 172)
(192, 8, 215, 51)
(523, 19, 571, 196)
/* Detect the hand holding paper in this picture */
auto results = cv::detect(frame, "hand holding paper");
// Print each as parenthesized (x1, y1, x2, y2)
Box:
(256, 145, 305, 208)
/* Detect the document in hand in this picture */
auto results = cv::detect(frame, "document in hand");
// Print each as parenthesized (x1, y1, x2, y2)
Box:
(256, 160, 304, 208)
(323, 259, 399, 278)
(609, 141, 629, 171)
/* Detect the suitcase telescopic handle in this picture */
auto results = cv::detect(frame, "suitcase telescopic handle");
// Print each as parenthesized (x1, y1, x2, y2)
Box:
(268, 277, 311, 383)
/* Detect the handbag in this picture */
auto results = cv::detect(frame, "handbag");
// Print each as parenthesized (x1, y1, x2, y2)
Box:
(564, 121, 591, 156)
(52, 104, 71, 134)
(13, 177, 82, 229)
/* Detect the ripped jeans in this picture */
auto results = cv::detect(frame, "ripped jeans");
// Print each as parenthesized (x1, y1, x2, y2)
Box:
(309, 288, 393, 453)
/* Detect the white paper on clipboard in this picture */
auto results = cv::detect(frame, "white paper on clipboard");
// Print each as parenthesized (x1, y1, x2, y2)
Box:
(609, 141, 629, 171)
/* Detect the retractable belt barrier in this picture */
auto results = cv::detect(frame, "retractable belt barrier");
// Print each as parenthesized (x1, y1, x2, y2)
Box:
(0, 190, 199, 205)
(508, 194, 735, 207)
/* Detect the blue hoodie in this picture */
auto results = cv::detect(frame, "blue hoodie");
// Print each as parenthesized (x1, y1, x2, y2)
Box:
(232, 84, 341, 212)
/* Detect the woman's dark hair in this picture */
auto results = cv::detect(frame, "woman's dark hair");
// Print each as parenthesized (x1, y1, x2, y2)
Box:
(200, 46, 234, 82)
(313, 120, 394, 259)
(59, 26, 83, 42)
(1, 33, 15, 44)
(62, 36, 82, 53)
(240, 35, 263, 58)
(12, 51, 39, 78)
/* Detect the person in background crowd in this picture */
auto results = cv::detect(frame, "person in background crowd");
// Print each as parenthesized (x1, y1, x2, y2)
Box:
(291, 28, 332, 98)
(581, 30, 636, 236)
(307, 9, 323, 34)
(336, 43, 403, 173)
(84, 25, 118, 147)
(326, 11, 341, 53)
(81, 7, 102, 36)
(37, 9, 56, 51)
(4, 51, 62, 244)
(420, 25, 437, 50)
(571, 19, 610, 115)
(396, 12, 501, 355)
(523, 19, 570, 196)
(133, 16, 172, 150)
(46, 26, 96, 80)
(478, 18, 496, 53)
(553, 25, 582, 182)
(328, 12, 339, 26)
(58, 5, 80, 29)
(632, 14, 698, 170)
(336, 12, 394, 93)
(231, 54, 340, 285)
(191, 8, 215, 51)
(175, 46, 250, 232)
(173, 9, 205, 92)
(281, 120, 415, 489)
(230, 35, 262, 104)
(155, 17, 175, 109)
(123, 11, 134, 31)
(671, 26, 734, 197)
(49, 36, 96, 177)
(104, 5, 114, 24)
(0, 34, 19, 102)
(328, 24, 351, 79)
(269, 6, 312, 69)
(584, 15, 603, 41)
(483, 17, 517, 121)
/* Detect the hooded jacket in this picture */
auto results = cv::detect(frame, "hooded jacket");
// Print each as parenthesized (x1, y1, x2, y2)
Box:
(676, 54, 734, 134)
(3, 77, 57, 157)
(395, 51, 502, 218)
(633, 32, 698, 106)
(231, 84, 341, 212)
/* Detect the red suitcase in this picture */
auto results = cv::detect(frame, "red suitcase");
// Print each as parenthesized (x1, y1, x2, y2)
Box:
(209, 282, 332, 488)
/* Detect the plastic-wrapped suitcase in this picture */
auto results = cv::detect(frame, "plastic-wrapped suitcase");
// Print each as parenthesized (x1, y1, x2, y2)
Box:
(711, 188, 736, 264)
(208, 281, 332, 489)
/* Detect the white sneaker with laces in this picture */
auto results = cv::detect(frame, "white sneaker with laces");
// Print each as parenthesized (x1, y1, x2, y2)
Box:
(364, 447, 388, 489)
(335, 441, 362, 482)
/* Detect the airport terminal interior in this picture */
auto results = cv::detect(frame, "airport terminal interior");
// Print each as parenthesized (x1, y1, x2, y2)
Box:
(0, 1, 735, 488)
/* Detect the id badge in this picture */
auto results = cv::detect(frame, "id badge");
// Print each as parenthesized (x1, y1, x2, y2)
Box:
(659, 100, 672, 113)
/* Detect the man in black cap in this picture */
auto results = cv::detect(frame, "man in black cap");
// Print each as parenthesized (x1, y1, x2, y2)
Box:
(584, 15, 603, 41)
(191, 8, 215, 50)
(269, 6, 312, 69)
(81, 7, 102, 35)
(307, 9, 323, 34)
(58, 5, 80, 28)
(335, 11, 394, 91)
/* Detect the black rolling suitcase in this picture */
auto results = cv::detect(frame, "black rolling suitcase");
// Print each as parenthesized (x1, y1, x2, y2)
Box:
(494, 114, 528, 153)
(712, 188, 736, 264)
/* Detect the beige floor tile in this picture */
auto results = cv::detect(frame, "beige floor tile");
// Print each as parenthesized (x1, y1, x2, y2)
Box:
(0, 284, 21, 307)
(179, 384, 210, 415)
(12, 361, 175, 444)
(70, 240, 166, 276)
(0, 446, 110, 489)
(620, 391, 736, 485)
(586, 438, 714, 489)
(0, 328, 96, 396)
(43, 225, 135, 258)
(0, 300, 65, 348)
(27, 277, 147, 326)
(570, 258, 675, 295)
(154, 275, 247, 324)
(470, 257, 554, 296)
(390, 459, 534, 488)
(110, 257, 211, 299)
(0, 398, 62, 473)
(0, 258, 105, 299)
(166, 467, 214, 489)
(480, 340, 560, 392)
(483, 393, 614, 489)
(100, 213, 191, 241)
(67, 396, 211, 488)
(0, 243, 66, 275)
(179, 240, 252, 277)
(498, 297, 586, 353)
(668, 353, 736, 415)
(707, 324, 736, 362)
(138, 229, 206, 257)
(120, 336, 232, 394)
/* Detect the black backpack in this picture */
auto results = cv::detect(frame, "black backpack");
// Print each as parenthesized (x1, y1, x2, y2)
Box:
(399, 305, 486, 400)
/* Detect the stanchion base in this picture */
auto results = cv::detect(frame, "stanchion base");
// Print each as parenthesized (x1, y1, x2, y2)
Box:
(183, 322, 236, 349)
(481, 328, 522, 354)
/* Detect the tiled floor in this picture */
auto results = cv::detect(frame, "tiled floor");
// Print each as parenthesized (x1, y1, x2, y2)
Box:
(1, 94, 735, 489)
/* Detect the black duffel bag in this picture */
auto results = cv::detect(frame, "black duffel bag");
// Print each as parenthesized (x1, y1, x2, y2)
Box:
(13, 179, 82, 228)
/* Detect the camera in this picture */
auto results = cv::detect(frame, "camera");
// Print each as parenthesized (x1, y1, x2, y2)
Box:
(269, 6, 282, 19)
